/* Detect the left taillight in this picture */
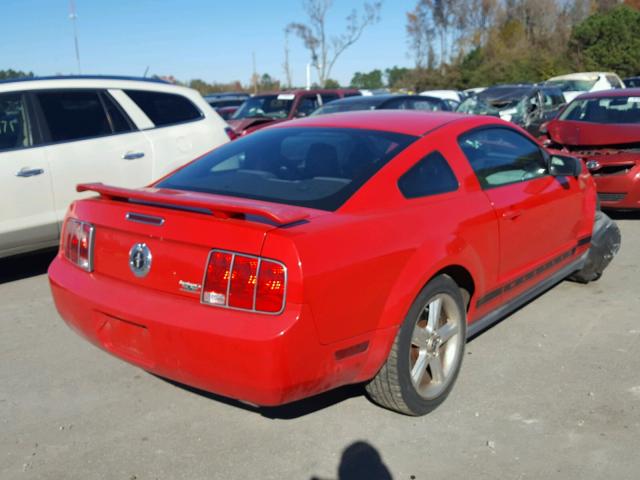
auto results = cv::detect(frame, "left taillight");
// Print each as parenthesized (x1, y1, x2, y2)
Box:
(62, 218, 95, 272)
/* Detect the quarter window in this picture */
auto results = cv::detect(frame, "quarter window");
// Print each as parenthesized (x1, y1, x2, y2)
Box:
(458, 128, 547, 188)
(398, 151, 458, 198)
(37, 91, 112, 142)
(0, 93, 31, 151)
(125, 90, 202, 127)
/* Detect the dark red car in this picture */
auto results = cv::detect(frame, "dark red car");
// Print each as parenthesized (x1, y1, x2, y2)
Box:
(48, 111, 619, 416)
(227, 89, 360, 136)
(543, 88, 640, 209)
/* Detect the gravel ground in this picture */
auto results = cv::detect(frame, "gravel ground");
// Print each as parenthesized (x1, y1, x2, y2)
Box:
(1, 213, 639, 480)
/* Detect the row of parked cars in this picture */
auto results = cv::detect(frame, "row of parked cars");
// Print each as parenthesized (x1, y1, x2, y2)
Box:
(0, 72, 628, 416)
(200, 71, 638, 212)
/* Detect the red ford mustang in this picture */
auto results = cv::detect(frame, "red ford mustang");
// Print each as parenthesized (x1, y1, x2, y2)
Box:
(48, 111, 620, 416)
(543, 88, 640, 210)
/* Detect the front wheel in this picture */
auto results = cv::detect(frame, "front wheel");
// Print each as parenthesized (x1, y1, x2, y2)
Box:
(366, 275, 466, 416)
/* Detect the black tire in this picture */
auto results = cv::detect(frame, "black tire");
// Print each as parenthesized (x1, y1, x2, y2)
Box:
(365, 275, 467, 416)
(569, 211, 621, 284)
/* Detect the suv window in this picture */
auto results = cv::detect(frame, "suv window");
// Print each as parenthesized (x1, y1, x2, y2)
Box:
(157, 127, 417, 211)
(102, 93, 132, 133)
(125, 90, 202, 127)
(606, 75, 623, 89)
(398, 151, 458, 198)
(458, 128, 547, 188)
(0, 93, 31, 151)
(297, 95, 321, 117)
(37, 91, 113, 142)
(320, 94, 339, 105)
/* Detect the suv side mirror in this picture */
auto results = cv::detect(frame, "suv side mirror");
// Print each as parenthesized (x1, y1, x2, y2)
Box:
(548, 154, 582, 178)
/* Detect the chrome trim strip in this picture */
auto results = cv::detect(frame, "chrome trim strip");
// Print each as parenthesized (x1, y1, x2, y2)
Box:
(126, 212, 165, 226)
(200, 248, 287, 315)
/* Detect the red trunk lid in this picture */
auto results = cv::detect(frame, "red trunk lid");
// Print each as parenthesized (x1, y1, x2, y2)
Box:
(70, 184, 320, 301)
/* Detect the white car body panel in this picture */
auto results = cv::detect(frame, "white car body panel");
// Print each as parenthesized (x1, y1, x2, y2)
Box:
(0, 77, 229, 259)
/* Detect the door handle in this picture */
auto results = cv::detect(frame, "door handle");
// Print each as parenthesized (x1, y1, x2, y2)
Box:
(122, 151, 145, 160)
(16, 167, 44, 177)
(502, 209, 523, 220)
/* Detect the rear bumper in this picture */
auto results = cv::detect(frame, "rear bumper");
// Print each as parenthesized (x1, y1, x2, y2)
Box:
(48, 256, 394, 406)
(593, 165, 640, 209)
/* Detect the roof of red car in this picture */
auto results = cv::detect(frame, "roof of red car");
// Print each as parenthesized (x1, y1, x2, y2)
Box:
(576, 88, 640, 99)
(271, 110, 468, 136)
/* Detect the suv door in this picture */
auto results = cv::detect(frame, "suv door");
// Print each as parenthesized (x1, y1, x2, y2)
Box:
(33, 89, 154, 224)
(0, 92, 57, 257)
(458, 127, 584, 300)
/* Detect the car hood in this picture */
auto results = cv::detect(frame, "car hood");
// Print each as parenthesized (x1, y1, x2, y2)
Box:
(227, 117, 279, 134)
(548, 120, 640, 147)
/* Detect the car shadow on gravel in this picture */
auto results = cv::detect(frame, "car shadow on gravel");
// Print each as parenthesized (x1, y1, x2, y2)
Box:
(159, 377, 366, 419)
(0, 249, 57, 284)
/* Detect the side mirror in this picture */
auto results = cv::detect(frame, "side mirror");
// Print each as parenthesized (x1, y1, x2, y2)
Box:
(548, 154, 582, 178)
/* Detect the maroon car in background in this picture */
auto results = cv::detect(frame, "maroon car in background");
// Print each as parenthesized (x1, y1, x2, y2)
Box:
(543, 88, 640, 209)
(227, 89, 360, 136)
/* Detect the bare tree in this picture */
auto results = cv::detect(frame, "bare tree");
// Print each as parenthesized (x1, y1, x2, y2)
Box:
(287, 0, 382, 87)
(283, 31, 293, 88)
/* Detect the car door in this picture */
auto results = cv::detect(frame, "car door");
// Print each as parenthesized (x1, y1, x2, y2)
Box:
(458, 126, 584, 299)
(33, 89, 154, 224)
(0, 92, 58, 257)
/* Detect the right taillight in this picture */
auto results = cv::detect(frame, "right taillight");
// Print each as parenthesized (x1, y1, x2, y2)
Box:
(62, 218, 95, 272)
(202, 250, 286, 314)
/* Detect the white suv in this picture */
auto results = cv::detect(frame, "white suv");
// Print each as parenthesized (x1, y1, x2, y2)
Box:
(0, 76, 230, 258)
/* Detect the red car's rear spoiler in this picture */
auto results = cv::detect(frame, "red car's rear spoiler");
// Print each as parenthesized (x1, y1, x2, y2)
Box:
(76, 183, 310, 225)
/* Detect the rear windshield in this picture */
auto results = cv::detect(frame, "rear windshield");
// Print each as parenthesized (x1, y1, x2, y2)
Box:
(157, 127, 417, 211)
(547, 79, 597, 92)
(559, 97, 640, 124)
(232, 95, 294, 120)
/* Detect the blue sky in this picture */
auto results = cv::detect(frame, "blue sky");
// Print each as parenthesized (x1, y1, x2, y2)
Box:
(4, 0, 416, 86)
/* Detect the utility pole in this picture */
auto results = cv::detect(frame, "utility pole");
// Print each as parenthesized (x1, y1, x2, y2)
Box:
(69, 0, 81, 74)
(252, 52, 258, 95)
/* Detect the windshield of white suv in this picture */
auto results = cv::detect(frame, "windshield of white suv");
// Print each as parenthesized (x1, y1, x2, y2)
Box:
(559, 96, 640, 124)
(547, 79, 597, 92)
(231, 95, 294, 120)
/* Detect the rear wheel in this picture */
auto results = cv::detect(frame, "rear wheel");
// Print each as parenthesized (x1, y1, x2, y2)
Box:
(366, 275, 466, 416)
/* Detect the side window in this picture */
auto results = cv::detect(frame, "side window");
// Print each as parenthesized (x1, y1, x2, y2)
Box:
(37, 91, 111, 142)
(296, 95, 320, 117)
(407, 99, 441, 111)
(0, 93, 32, 151)
(606, 75, 623, 89)
(320, 94, 339, 105)
(398, 151, 458, 199)
(101, 92, 133, 133)
(458, 128, 547, 189)
(124, 90, 202, 127)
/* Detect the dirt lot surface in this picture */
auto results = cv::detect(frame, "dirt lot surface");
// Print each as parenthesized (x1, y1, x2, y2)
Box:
(2, 213, 639, 480)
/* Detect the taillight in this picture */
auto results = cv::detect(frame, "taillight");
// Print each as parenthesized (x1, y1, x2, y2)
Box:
(202, 250, 286, 314)
(62, 218, 94, 272)
(224, 126, 239, 141)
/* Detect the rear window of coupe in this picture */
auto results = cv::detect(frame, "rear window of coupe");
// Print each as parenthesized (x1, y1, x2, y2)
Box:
(157, 127, 417, 211)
